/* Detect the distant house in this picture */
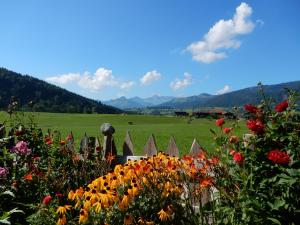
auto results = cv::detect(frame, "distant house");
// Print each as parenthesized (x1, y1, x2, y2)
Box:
(174, 111, 189, 117)
(192, 111, 236, 119)
(223, 112, 236, 119)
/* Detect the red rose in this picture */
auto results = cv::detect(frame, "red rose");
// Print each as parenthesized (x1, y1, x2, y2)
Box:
(46, 140, 53, 145)
(55, 193, 64, 198)
(216, 118, 225, 127)
(223, 127, 231, 134)
(247, 119, 265, 134)
(42, 195, 52, 205)
(233, 152, 244, 164)
(244, 104, 259, 114)
(275, 100, 288, 112)
(268, 149, 290, 165)
(59, 140, 66, 146)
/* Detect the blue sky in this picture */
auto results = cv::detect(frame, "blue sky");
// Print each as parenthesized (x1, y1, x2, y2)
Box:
(0, 0, 299, 100)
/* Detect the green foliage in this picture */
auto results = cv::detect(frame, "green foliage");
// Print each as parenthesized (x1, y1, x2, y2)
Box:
(0, 110, 111, 224)
(212, 90, 300, 224)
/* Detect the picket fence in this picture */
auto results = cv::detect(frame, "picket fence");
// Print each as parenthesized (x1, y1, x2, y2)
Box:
(78, 130, 206, 165)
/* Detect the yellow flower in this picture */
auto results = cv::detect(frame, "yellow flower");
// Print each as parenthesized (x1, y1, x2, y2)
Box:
(79, 208, 88, 223)
(121, 191, 130, 207)
(124, 214, 133, 225)
(93, 201, 102, 213)
(99, 189, 109, 207)
(56, 205, 71, 215)
(68, 190, 75, 200)
(57, 214, 67, 225)
(157, 207, 172, 221)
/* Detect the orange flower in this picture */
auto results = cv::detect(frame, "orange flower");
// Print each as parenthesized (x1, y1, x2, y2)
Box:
(23, 173, 33, 181)
(200, 177, 214, 188)
(107, 152, 116, 163)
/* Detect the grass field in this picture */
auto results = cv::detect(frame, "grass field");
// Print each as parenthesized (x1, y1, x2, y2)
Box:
(0, 111, 247, 155)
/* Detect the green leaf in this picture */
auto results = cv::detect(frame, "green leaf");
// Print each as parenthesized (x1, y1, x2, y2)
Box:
(0, 191, 15, 198)
(0, 218, 11, 225)
(267, 217, 282, 225)
(272, 198, 285, 210)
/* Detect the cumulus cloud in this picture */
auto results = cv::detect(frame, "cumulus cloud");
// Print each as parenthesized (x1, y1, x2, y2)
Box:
(216, 85, 231, 95)
(45, 68, 135, 91)
(140, 70, 162, 85)
(45, 73, 81, 84)
(186, 2, 255, 63)
(120, 81, 135, 90)
(170, 72, 192, 91)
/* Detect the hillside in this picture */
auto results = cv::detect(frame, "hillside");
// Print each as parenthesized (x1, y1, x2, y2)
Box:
(0, 68, 122, 113)
(202, 81, 300, 107)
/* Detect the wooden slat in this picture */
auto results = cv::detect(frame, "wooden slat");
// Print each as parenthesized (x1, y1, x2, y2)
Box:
(143, 134, 157, 156)
(189, 138, 205, 156)
(123, 131, 134, 156)
(80, 133, 88, 154)
(166, 136, 179, 157)
(103, 135, 117, 160)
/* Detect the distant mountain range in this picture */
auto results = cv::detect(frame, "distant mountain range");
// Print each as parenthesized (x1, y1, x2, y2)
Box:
(0, 68, 121, 114)
(103, 95, 174, 109)
(105, 81, 300, 110)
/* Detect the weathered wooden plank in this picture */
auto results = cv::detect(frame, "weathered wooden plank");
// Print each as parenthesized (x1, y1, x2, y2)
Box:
(189, 138, 205, 156)
(166, 136, 179, 157)
(80, 132, 88, 154)
(103, 135, 117, 160)
(123, 131, 134, 156)
(143, 134, 157, 156)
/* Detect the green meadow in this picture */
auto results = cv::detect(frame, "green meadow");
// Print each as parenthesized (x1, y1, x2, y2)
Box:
(0, 111, 246, 155)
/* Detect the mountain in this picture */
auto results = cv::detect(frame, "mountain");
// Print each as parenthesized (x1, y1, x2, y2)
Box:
(158, 81, 300, 109)
(157, 93, 213, 109)
(202, 81, 300, 108)
(0, 68, 121, 114)
(104, 95, 174, 109)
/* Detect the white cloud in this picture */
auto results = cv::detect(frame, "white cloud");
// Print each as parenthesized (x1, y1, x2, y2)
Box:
(45, 68, 135, 91)
(170, 72, 192, 91)
(140, 70, 162, 85)
(45, 73, 80, 84)
(186, 2, 255, 63)
(216, 85, 231, 95)
(77, 68, 118, 91)
(120, 81, 135, 90)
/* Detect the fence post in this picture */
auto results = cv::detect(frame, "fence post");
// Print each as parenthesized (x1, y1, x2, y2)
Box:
(123, 131, 134, 156)
(101, 123, 117, 165)
(166, 136, 179, 157)
(143, 134, 157, 156)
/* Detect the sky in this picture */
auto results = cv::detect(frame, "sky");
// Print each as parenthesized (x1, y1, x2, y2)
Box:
(0, 0, 300, 101)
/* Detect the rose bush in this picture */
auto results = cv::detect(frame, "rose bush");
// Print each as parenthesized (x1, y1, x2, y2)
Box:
(211, 89, 300, 224)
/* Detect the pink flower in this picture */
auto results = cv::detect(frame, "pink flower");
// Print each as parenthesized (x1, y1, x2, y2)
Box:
(42, 195, 52, 205)
(229, 149, 236, 156)
(0, 167, 8, 179)
(216, 118, 225, 127)
(275, 100, 288, 112)
(268, 149, 290, 165)
(233, 152, 244, 164)
(10, 141, 31, 155)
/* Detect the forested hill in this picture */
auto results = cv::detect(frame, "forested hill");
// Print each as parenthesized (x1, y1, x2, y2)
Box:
(0, 68, 122, 114)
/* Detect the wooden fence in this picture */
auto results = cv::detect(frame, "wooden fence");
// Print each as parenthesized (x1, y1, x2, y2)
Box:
(78, 124, 206, 165)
